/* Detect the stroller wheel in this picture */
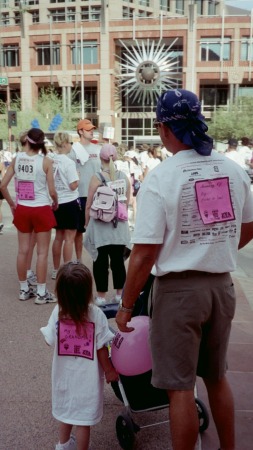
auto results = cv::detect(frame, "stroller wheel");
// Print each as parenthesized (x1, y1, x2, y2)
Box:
(116, 412, 136, 450)
(195, 398, 209, 432)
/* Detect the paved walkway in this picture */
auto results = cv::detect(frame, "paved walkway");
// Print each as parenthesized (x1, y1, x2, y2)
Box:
(0, 196, 253, 449)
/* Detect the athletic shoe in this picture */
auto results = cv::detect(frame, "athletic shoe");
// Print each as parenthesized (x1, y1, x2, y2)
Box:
(51, 269, 58, 280)
(55, 435, 77, 450)
(0, 223, 4, 235)
(35, 291, 57, 305)
(19, 288, 35, 301)
(94, 297, 106, 306)
(27, 270, 37, 286)
(110, 295, 121, 304)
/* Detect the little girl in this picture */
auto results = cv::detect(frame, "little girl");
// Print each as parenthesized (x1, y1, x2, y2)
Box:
(40, 262, 118, 450)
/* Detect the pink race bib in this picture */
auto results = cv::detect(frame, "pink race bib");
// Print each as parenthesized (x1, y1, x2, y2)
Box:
(58, 319, 95, 360)
(195, 177, 235, 225)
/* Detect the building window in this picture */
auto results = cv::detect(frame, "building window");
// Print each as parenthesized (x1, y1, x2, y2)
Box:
(139, 0, 150, 6)
(160, 0, 170, 12)
(175, 0, 184, 14)
(208, 0, 218, 15)
(1, 12, 10, 25)
(49, 8, 65, 22)
(81, 6, 101, 21)
(196, 0, 204, 15)
(71, 41, 98, 65)
(137, 10, 152, 17)
(200, 38, 230, 61)
(36, 43, 60, 65)
(123, 7, 134, 18)
(74, 86, 97, 114)
(31, 10, 39, 23)
(27, 1, 39, 4)
(1, 45, 20, 66)
(50, 0, 65, 3)
(67, 7, 75, 21)
(14, 11, 21, 24)
(241, 38, 253, 61)
(1, 0, 9, 7)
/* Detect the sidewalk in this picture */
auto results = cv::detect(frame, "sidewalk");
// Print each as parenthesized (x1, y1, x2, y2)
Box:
(0, 197, 253, 449)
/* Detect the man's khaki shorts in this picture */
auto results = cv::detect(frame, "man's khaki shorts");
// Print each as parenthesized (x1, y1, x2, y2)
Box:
(149, 271, 236, 390)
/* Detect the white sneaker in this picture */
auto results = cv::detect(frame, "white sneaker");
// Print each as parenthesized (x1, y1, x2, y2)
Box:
(94, 297, 106, 306)
(19, 287, 35, 301)
(35, 291, 57, 305)
(51, 269, 58, 280)
(55, 435, 77, 450)
(111, 295, 121, 304)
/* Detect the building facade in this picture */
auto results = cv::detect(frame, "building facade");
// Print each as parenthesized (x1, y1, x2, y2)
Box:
(0, 0, 253, 145)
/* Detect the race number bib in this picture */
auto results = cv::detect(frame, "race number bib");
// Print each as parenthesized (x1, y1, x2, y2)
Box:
(16, 157, 36, 181)
(108, 179, 127, 201)
(58, 319, 95, 360)
(195, 177, 235, 225)
(17, 181, 35, 200)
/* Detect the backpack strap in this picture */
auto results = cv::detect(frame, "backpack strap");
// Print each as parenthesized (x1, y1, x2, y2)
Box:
(97, 172, 107, 185)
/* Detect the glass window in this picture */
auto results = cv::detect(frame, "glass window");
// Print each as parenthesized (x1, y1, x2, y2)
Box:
(67, 7, 75, 22)
(176, 0, 184, 14)
(31, 10, 39, 23)
(14, 11, 21, 25)
(160, 0, 170, 12)
(241, 38, 253, 61)
(123, 7, 134, 18)
(1, 12, 10, 26)
(74, 86, 97, 114)
(49, 9, 65, 22)
(71, 41, 98, 65)
(80, 6, 101, 21)
(1, 0, 9, 6)
(139, 0, 150, 6)
(200, 38, 230, 61)
(208, 0, 218, 15)
(2, 45, 20, 67)
(196, 0, 204, 15)
(200, 85, 228, 111)
(36, 43, 60, 65)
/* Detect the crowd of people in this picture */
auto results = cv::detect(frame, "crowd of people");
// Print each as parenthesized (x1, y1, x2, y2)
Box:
(1, 89, 253, 450)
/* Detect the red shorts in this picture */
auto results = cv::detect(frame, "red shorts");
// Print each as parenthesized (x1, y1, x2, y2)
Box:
(13, 204, 57, 233)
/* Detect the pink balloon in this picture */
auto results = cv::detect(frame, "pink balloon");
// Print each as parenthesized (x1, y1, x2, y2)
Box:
(111, 316, 152, 376)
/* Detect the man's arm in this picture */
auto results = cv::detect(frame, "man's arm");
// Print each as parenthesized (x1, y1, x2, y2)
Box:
(115, 243, 161, 332)
(238, 221, 253, 249)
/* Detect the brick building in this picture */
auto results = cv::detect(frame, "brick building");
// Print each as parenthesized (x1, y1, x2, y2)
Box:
(0, 0, 253, 145)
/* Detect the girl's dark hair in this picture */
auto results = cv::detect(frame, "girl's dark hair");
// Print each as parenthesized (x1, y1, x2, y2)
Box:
(27, 128, 47, 155)
(56, 262, 93, 329)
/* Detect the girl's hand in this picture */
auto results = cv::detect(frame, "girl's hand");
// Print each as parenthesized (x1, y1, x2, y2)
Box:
(105, 367, 119, 383)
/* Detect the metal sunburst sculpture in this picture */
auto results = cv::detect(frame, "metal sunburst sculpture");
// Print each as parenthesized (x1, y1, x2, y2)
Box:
(117, 38, 180, 104)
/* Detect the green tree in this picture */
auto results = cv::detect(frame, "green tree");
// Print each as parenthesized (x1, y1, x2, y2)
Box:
(208, 97, 253, 142)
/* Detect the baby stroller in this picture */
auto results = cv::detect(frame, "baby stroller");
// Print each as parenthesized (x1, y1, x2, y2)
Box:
(101, 275, 209, 450)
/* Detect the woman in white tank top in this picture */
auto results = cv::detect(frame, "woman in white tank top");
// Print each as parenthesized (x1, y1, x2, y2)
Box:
(0, 128, 58, 304)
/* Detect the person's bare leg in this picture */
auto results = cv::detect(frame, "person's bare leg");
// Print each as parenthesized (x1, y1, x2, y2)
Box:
(58, 421, 73, 444)
(26, 231, 37, 272)
(74, 231, 83, 261)
(52, 229, 64, 270)
(76, 425, 90, 450)
(204, 376, 235, 450)
(62, 229, 76, 262)
(167, 389, 199, 450)
(17, 231, 31, 280)
(36, 230, 51, 283)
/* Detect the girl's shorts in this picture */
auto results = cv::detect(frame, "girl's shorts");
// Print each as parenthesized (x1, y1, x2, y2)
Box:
(13, 204, 57, 233)
(53, 199, 80, 230)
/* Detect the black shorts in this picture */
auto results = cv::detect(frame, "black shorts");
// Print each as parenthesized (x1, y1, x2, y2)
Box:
(54, 199, 80, 230)
(76, 196, 87, 233)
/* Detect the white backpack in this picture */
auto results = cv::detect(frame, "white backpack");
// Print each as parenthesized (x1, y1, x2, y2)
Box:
(90, 173, 118, 226)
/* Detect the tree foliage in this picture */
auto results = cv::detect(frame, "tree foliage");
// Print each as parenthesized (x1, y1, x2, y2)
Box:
(208, 97, 253, 142)
(0, 87, 86, 142)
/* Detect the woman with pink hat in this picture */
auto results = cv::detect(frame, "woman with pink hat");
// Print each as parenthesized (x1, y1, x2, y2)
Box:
(84, 143, 131, 306)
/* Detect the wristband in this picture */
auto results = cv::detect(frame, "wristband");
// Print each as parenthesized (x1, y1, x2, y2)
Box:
(119, 305, 134, 313)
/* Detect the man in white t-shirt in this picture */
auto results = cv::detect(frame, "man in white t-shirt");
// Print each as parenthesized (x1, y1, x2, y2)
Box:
(116, 89, 253, 450)
(68, 119, 101, 261)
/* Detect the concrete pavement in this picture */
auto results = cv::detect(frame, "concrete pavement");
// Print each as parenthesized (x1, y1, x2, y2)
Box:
(0, 197, 253, 450)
